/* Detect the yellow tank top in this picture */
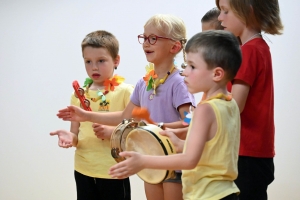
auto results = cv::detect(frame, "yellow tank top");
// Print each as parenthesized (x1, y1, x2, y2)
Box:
(182, 98, 240, 199)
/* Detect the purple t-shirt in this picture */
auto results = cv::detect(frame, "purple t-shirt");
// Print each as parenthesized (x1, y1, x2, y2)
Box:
(131, 70, 195, 123)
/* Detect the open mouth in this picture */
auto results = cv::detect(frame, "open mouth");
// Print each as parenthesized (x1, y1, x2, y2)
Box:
(92, 74, 100, 78)
(144, 50, 154, 54)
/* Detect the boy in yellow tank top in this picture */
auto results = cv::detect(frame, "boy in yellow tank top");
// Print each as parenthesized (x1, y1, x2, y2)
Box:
(109, 30, 242, 200)
(50, 30, 133, 200)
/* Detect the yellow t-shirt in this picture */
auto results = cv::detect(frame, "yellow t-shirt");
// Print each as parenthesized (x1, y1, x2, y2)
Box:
(182, 98, 240, 200)
(70, 82, 134, 178)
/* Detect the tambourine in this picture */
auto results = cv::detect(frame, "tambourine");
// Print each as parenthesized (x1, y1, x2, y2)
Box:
(110, 119, 140, 162)
(110, 119, 176, 184)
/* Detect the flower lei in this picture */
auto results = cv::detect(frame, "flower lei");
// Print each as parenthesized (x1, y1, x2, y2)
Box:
(83, 75, 125, 102)
(143, 63, 175, 95)
(143, 62, 157, 91)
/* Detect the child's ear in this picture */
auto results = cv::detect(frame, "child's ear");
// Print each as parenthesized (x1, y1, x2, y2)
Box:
(114, 55, 120, 68)
(213, 67, 225, 81)
(170, 41, 182, 54)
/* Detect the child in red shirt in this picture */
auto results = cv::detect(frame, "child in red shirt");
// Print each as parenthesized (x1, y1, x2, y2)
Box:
(216, 0, 283, 199)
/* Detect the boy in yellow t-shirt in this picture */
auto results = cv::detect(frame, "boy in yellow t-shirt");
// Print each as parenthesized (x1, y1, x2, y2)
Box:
(50, 30, 133, 200)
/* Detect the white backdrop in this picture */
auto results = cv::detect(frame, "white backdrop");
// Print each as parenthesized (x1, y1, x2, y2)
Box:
(0, 1, 299, 199)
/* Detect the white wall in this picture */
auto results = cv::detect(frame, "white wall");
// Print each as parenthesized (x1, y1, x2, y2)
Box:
(0, 0, 299, 199)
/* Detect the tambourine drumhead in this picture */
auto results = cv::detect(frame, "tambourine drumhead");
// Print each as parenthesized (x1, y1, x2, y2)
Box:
(126, 124, 176, 184)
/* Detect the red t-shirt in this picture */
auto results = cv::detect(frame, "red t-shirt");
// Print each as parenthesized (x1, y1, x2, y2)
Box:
(233, 38, 275, 158)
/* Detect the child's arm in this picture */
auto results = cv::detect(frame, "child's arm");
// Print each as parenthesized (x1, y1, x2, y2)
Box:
(70, 121, 79, 146)
(163, 103, 192, 132)
(163, 127, 189, 140)
(109, 103, 216, 179)
(231, 80, 250, 113)
(49, 121, 79, 148)
(57, 101, 136, 126)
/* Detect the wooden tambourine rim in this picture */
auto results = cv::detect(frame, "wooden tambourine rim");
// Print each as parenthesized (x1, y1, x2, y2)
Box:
(110, 119, 142, 163)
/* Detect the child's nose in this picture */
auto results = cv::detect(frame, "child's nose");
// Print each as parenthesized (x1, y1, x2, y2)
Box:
(92, 64, 98, 70)
(218, 13, 222, 21)
(143, 40, 150, 47)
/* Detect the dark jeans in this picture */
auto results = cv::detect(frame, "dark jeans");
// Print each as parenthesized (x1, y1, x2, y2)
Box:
(75, 170, 131, 200)
(235, 156, 274, 200)
(221, 193, 239, 200)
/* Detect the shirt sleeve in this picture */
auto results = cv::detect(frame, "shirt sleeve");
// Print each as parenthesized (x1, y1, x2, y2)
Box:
(130, 79, 143, 107)
(234, 45, 259, 87)
(172, 80, 195, 110)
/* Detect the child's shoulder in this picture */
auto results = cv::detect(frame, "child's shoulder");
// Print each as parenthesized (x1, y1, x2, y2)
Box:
(118, 82, 134, 88)
(199, 97, 238, 111)
(115, 82, 134, 93)
(193, 102, 216, 124)
(242, 38, 269, 54)
(167, 70, 185, 85)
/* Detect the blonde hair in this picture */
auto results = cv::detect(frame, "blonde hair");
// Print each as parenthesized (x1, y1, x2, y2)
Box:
(144, 14, 187, 61)
(216, 0, 283, 35)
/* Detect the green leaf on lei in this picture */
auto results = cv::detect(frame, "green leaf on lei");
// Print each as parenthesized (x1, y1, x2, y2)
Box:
(83, 78, 93, 87)
(147, 77, 154, 91)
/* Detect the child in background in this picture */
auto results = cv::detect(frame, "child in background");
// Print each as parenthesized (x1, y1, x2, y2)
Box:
(216, 0, 284, 199)
(57, 14, 195, 200)
(50, 30, 133, 200)
(201, 7, 223, 31)
(109, 30, 242, 200)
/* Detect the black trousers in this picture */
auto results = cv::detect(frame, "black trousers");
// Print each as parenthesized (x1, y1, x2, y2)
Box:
(75, 170, 131, 200)
(221, 193, 239, 200)
(235, 156, 274, 200)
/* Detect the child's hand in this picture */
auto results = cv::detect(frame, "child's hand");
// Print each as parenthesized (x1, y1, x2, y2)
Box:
(92, 123, 114, 140)
(160, 130, 185, 153)
(109, 151, 143, 179)
(50, 130, 73, 148)
(57, 105, 87, 122)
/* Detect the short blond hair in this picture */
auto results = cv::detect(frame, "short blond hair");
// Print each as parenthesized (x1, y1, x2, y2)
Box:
(144, 14, 187, 49)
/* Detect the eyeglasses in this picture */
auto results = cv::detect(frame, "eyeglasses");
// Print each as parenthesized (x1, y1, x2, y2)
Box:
(138, 34, 175, 45)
